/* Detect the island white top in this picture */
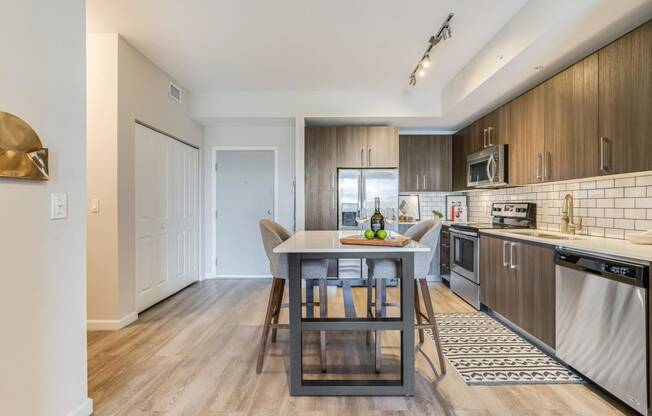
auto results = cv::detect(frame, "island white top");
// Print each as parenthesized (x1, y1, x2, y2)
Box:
(482, 229, 652, 262)
(273, 230, 430, 254)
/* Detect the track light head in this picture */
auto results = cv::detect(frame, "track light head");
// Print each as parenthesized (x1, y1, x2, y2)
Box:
(408, 12, 454, 86)
(421, 54, 431, 68)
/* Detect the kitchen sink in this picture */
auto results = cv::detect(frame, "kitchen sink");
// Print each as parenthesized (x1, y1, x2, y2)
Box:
(503, 229, 585, 240)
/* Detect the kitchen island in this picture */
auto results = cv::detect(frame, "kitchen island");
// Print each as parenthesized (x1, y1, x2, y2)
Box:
(273, 230, 429, 396)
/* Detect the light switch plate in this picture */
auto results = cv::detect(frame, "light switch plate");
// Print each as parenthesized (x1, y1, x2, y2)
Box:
(90, 198, 100, 213)
(51, 193, 68, 220)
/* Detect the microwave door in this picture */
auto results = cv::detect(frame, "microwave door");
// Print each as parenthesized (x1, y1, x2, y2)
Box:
(468, 158, 490, 186)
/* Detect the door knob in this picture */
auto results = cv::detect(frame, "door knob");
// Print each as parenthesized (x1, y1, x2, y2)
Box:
(267, 210, 272, 215)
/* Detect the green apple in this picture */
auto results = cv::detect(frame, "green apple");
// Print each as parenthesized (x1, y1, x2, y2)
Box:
(364, 230, 376, 239)
(376, 230, 388, 240)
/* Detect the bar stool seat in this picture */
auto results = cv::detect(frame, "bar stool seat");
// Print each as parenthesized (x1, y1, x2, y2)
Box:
(257, 219, 330, 374)
(366, 219, 447, 376)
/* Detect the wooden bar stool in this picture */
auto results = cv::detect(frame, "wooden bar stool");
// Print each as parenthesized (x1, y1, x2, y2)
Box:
(366, 219, 447, 375)
(257, 219, 330, 373)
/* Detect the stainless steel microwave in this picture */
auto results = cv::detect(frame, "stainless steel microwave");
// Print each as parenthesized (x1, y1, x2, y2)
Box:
(467, 144, 507, 188)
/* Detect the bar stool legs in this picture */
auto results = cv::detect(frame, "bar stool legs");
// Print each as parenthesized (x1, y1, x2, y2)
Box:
(319, 279, 328, 373)
(257, 277, 286, 374)
(414, 280, 425, 344)
(416, 279, 447, 375)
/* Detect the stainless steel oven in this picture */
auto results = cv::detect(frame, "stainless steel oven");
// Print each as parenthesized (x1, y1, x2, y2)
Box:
(467, 144, 507, 188)
(449, 228, 480, 309)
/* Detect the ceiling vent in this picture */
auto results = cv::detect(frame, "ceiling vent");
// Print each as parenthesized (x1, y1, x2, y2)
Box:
(168, 82, 181, 103)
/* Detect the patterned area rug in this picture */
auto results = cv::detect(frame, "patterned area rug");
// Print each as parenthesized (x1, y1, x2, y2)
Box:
(426, 312, 583, 386)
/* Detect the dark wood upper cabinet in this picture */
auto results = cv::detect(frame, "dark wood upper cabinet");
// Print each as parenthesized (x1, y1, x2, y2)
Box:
(336, 126, 368, 168)
(367, 126, 399, 168)
(452, 125, 483, 191)
(400, 135, 452, 192)
(336, 126, 398, 168)
(305, 127, 337, 192)
(599, 20, 652, 175)
(544, 54, 600, 182)
(506, 85, 545, 186)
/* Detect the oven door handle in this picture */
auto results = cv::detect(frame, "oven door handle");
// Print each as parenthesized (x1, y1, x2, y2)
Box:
(451, 230, 478, 239)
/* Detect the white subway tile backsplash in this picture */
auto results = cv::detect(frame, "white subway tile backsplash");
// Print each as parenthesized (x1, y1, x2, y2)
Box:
(605, 188, 624, 198)
(636, 175, 652, 186)
(625, 209, 647, 219)
(625, 187, 647, 198)
(615, 198, 636, 208)
(464, 171, 652, 241)
(615, 177, 636, 187)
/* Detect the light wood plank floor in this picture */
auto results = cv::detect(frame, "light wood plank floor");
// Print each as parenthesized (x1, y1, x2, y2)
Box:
(88, 280, 634, 415)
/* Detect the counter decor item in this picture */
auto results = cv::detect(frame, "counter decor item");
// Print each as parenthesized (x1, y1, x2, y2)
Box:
(629, 229, 652, 245)
(432, 209, 444, 219)
(452, 205, 468, 223)
(398, 194, 420, 222)
(0, 112, 49, 180)
(446, 195, 467, 220)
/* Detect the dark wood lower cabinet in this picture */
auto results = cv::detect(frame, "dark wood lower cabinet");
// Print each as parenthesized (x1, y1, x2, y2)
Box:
(440, 225, 450, 276)
(480, 235, 556, 349)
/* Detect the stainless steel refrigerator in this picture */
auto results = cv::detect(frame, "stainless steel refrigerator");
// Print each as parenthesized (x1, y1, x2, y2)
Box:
(338, 169, 399, 281)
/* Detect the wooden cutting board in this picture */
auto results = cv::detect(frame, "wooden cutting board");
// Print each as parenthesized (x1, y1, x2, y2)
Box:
(339, 234, 412, 247)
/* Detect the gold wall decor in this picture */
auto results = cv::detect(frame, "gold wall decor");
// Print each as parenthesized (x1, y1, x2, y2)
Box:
(0, 111, 49, 180)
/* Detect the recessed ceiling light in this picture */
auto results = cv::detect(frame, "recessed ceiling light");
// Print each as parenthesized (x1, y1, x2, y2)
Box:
(534, 65, 544, 71)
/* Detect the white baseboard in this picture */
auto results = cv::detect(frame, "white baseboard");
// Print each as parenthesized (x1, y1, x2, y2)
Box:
(67, 398, 92, 416)
(87, 311, 138, 331)
(204, 274, 272, 279)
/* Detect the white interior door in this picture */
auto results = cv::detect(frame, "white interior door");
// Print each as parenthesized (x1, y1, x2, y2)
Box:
(136, 124, 199, 312)
(215, 149, 275, 277)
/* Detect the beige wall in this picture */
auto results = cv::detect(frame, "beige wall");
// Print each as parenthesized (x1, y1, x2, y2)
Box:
(86, 34, 204, 326)
(0, 0, 90, 415)
(87, 34, 120, 321)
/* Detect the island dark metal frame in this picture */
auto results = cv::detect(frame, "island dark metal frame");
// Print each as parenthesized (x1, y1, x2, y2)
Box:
(288, 251, 415, 396)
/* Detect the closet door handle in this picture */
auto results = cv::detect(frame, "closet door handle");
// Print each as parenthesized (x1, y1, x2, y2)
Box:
(502, 241, 509, 267)
(510, 242, 517, 270)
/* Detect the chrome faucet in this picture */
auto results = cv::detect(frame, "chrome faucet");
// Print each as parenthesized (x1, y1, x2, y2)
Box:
(560, 193, 583, 234)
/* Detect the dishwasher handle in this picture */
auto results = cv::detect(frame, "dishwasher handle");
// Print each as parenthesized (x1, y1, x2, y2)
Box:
(554, 249, 648, 288)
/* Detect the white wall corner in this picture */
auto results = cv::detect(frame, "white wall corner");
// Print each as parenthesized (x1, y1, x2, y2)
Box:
(66, 398, 93, 416)
(87, 312, 138, 331)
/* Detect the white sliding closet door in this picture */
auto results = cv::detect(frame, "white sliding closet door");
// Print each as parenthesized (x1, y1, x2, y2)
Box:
(135, 124, 199, 312)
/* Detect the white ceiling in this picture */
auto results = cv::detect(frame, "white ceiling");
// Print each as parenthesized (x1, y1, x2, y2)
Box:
(86, 0, 527, 92)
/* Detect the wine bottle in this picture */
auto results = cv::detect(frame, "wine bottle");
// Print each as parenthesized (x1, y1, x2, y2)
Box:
(370, 197, 385, 233)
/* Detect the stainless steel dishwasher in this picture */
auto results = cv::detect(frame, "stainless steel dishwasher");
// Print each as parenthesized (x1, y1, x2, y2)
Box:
(555, 248, 649, 415)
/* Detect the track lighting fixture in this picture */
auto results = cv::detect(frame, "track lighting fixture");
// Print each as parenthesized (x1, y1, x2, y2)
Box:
(408, 13, 454, 86)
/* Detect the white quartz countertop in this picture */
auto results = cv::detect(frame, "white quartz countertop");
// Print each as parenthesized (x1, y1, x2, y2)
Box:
(481, 229, 652, 262)
(273, 230, 430, 254)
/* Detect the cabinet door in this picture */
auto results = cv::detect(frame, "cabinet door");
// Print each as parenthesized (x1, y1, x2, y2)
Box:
(482, 108, 507, 147)
(544, 54, 600, 181)
(452, 125, 484, 191)
(367, 126, 399, 167)
(599, 20, 652, 175)
(507, 85, 545, 185)
(336, 126, 368, 168)
(399, 136, 418, 192)
(481, 236, 518, 322)
(305, 190, 337, 231)
(425, 135, 452, 192)
(305, 127, 337, 191)
(514, 242, 556, 348)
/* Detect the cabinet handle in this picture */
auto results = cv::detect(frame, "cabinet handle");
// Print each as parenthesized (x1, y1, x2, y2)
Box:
(423, 175, 427, 190)
(510, 242, 517, 270)
(544, 151, 551, 179)
(368, 149, 372, 167)
(360, 149, 364, 166)
(483, 128, 488, 148)
(536, 153, 542, 180)
(332, 192, 336, 210)
(331, 172, 335, 189)
(487, 127, 493, 146)
(416, 175, 420, 190)
(600, 137, 609, 172)
(502, 241, 509, 267)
